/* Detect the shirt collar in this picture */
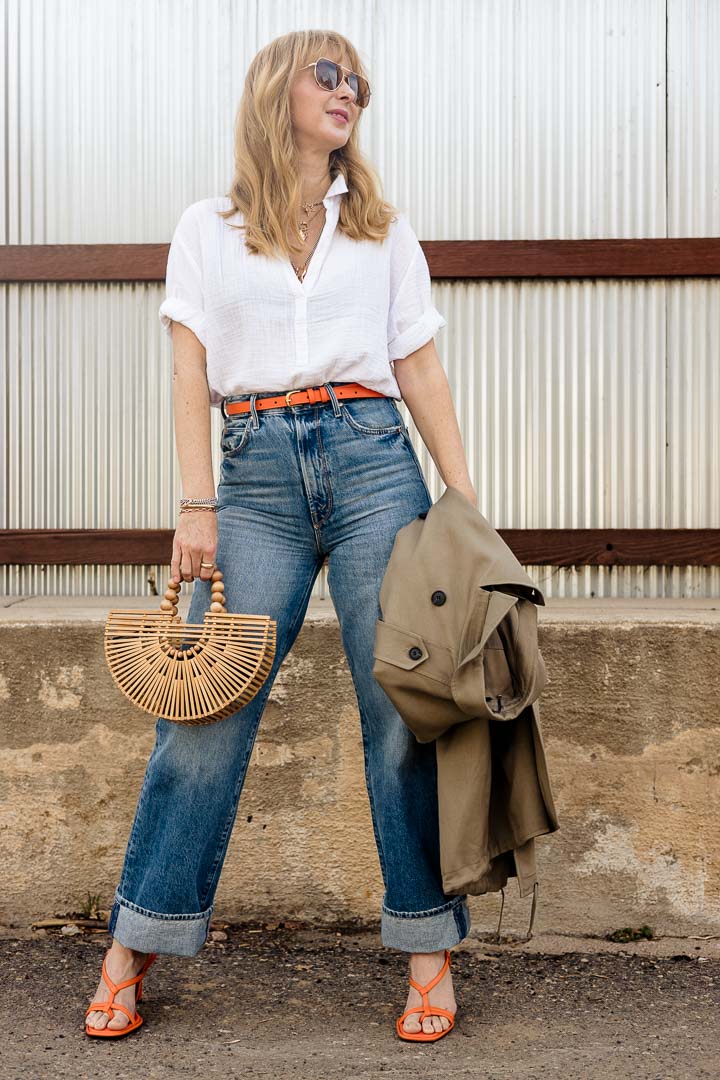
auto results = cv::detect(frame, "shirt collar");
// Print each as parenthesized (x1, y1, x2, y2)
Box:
(224, 172, 348, 223)
(323, 172, 349, 204)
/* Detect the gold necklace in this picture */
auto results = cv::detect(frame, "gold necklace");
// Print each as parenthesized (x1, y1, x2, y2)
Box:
(298, 199, 325, 243)
(291, 205, 326, 282)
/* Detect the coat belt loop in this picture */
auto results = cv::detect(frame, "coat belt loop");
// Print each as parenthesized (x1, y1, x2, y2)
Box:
(495, 886, 505, 943)
(525, 881, 539, 943)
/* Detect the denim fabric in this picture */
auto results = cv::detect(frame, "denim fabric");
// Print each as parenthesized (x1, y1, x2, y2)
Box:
(108, 382, 471, 955)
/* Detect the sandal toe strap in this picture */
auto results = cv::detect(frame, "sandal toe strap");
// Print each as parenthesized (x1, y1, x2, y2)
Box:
(399, 1004, 456, 1022)
(85, 999, 135, 1023)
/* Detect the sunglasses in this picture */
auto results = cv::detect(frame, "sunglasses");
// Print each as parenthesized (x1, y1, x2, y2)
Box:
(300, 57, 372, 109)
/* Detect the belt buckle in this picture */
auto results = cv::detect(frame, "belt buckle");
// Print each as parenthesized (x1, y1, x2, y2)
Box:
(285, 389, 302, 407)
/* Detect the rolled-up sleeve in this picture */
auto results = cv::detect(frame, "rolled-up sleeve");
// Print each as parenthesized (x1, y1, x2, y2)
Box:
(158, 202, 208, 347)
(387, 212, 446, 361)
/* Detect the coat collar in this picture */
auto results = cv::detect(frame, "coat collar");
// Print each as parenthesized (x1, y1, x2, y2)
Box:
(415, 486, 545, 605)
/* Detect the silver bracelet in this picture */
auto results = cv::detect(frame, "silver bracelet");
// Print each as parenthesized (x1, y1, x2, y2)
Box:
(180, 496, 218, 506)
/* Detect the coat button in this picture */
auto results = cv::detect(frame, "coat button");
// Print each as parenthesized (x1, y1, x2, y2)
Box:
(417, 511, 427, 519)
(408, 646, 423, 660)
(431, 590, 446, 605)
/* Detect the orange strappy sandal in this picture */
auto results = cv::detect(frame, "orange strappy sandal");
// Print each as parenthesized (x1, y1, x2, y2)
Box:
(395, 947, 456, 1042)
(84, 950, 158, 1038)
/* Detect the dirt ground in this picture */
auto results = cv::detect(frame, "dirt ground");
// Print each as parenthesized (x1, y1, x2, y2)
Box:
(2, 920, 719, 1080)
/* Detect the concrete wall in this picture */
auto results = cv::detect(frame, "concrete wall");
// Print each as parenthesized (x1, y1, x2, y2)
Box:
(1, 596, 718, 939)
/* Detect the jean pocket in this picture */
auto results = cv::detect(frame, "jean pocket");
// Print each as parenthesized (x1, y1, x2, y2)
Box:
(220, 415, 253, 459)
(340, 396, 404, 436)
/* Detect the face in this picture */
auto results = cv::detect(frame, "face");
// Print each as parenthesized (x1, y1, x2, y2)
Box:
(289, 54, 360, 154)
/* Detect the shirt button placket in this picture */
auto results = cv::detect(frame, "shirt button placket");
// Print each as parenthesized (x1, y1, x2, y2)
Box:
(295, 294, 309, 370)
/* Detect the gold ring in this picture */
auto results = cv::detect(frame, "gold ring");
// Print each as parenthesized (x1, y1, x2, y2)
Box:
(200, 561, 215, 568)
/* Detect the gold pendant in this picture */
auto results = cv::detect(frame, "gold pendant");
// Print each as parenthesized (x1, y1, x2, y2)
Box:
(298, 222, 308, 243)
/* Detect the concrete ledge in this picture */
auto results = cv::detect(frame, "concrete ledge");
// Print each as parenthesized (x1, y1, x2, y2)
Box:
(1, 596, 719, 939)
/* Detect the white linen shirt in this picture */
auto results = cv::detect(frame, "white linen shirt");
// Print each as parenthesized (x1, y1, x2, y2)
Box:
(158, 172, 446, 409)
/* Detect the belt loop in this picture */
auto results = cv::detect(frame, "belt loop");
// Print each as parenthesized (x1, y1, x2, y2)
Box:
(324, 382, 342, 417)
(221, 397, 228, 421)
(250, 393, 259, 428)
(525, 880, 538, 943)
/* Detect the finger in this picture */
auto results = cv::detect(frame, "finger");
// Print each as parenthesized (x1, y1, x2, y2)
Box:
(180, 548, 194, 582)
(199, 553, 216, 581)
(170, 545, 182, 586)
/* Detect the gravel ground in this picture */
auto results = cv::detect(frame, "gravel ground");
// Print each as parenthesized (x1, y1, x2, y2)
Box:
(2, 921, 719, 1079)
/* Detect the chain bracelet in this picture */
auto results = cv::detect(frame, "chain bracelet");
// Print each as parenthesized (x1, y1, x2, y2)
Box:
(180, 497, 218, 506)
(179, 506, 218, 514)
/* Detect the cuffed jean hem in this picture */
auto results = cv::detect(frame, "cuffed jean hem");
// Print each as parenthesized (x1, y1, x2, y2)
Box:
(380, 895, 471, 952)
(107, 890, 213, 957)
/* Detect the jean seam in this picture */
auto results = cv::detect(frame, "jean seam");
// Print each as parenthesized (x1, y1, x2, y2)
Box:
(221, 422, 252, 461)
(313, 406, 334, 526)
(356, 700, 389, 885)
(114, 890, 212, 922)
(453, 903, 468, 938)
(340, 400, 403, 436)
(381, 894, 466, 918)
(401, 429, 432, 502)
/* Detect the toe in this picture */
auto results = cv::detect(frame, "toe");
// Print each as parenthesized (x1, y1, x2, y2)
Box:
(402, 1014, 421, 1033)
(107, 1011, 129, 1030)
(87, 1009, 107, 1029)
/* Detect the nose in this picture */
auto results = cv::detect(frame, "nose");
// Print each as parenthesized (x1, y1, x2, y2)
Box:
(336, 78, 356, 105)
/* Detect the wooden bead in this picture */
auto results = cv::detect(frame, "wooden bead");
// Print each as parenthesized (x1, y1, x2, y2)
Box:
(160, 599, 174, 611)
(168, 579, 181, 590)
(210, 601, 225, 613)
(211, 569, 223, 582)
(165, 589, 179, 602)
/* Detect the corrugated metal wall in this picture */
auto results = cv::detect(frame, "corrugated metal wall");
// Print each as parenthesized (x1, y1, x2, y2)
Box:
(2, 0, 718, 598)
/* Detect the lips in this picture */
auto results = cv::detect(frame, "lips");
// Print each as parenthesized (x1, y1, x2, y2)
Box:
(327, 109, 348, 122)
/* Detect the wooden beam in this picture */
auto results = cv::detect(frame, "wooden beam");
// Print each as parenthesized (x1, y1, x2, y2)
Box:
(2, 529, 719, 567)
(3, 238, 720, 282)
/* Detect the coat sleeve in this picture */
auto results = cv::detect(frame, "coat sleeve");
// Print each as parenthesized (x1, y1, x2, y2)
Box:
(387, 212, 447, 361)
(158, 202, 208, 347)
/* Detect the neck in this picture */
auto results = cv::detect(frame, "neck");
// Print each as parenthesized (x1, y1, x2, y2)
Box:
(296, 152, 333, 203)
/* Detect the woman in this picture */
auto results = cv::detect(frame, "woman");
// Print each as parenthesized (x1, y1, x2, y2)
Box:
(85, 28, 478, 1043)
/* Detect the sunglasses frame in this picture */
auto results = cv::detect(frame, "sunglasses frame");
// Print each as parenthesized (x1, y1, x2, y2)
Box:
(299, 57, 372, 109)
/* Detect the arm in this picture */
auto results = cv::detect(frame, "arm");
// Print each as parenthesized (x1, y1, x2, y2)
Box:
(386, 212, 475, 506)
(394, 339, 477, 508)
(170, 322, 218, 583)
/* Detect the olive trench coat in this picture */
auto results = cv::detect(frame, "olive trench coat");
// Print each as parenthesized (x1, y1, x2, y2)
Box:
(372, 485, 560, 937)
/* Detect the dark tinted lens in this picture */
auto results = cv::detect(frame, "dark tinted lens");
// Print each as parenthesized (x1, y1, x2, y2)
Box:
(348, 72, 370, 108)
(315, 59, 340, 91)
(314, 58, 370, 108)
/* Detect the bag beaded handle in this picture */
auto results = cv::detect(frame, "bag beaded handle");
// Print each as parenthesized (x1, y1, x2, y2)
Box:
(104, 568, 277, 725)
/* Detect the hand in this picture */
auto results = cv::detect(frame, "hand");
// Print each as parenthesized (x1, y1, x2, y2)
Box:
(171, 512, 218, 584)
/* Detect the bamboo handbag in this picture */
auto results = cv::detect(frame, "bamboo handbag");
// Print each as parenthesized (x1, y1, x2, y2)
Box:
(104, 568, 277, 725)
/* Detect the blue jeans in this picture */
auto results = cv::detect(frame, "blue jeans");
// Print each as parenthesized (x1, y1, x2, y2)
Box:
(108, 382, 471, 955)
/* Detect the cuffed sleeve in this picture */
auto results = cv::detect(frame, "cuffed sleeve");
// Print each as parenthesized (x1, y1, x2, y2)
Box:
(158, 202, 208, 347)
(387, 212, 446, 361)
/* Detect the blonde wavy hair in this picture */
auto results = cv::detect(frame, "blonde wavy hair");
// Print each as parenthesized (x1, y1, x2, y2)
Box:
(216, 29, 398, 259)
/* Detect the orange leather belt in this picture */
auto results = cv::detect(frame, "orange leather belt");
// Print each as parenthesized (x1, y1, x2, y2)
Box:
(223, 381, 388, 416)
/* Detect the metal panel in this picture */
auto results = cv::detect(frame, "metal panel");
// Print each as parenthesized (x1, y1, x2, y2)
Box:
(2, 0, 719, 598)
(668, 0, 720, 236)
